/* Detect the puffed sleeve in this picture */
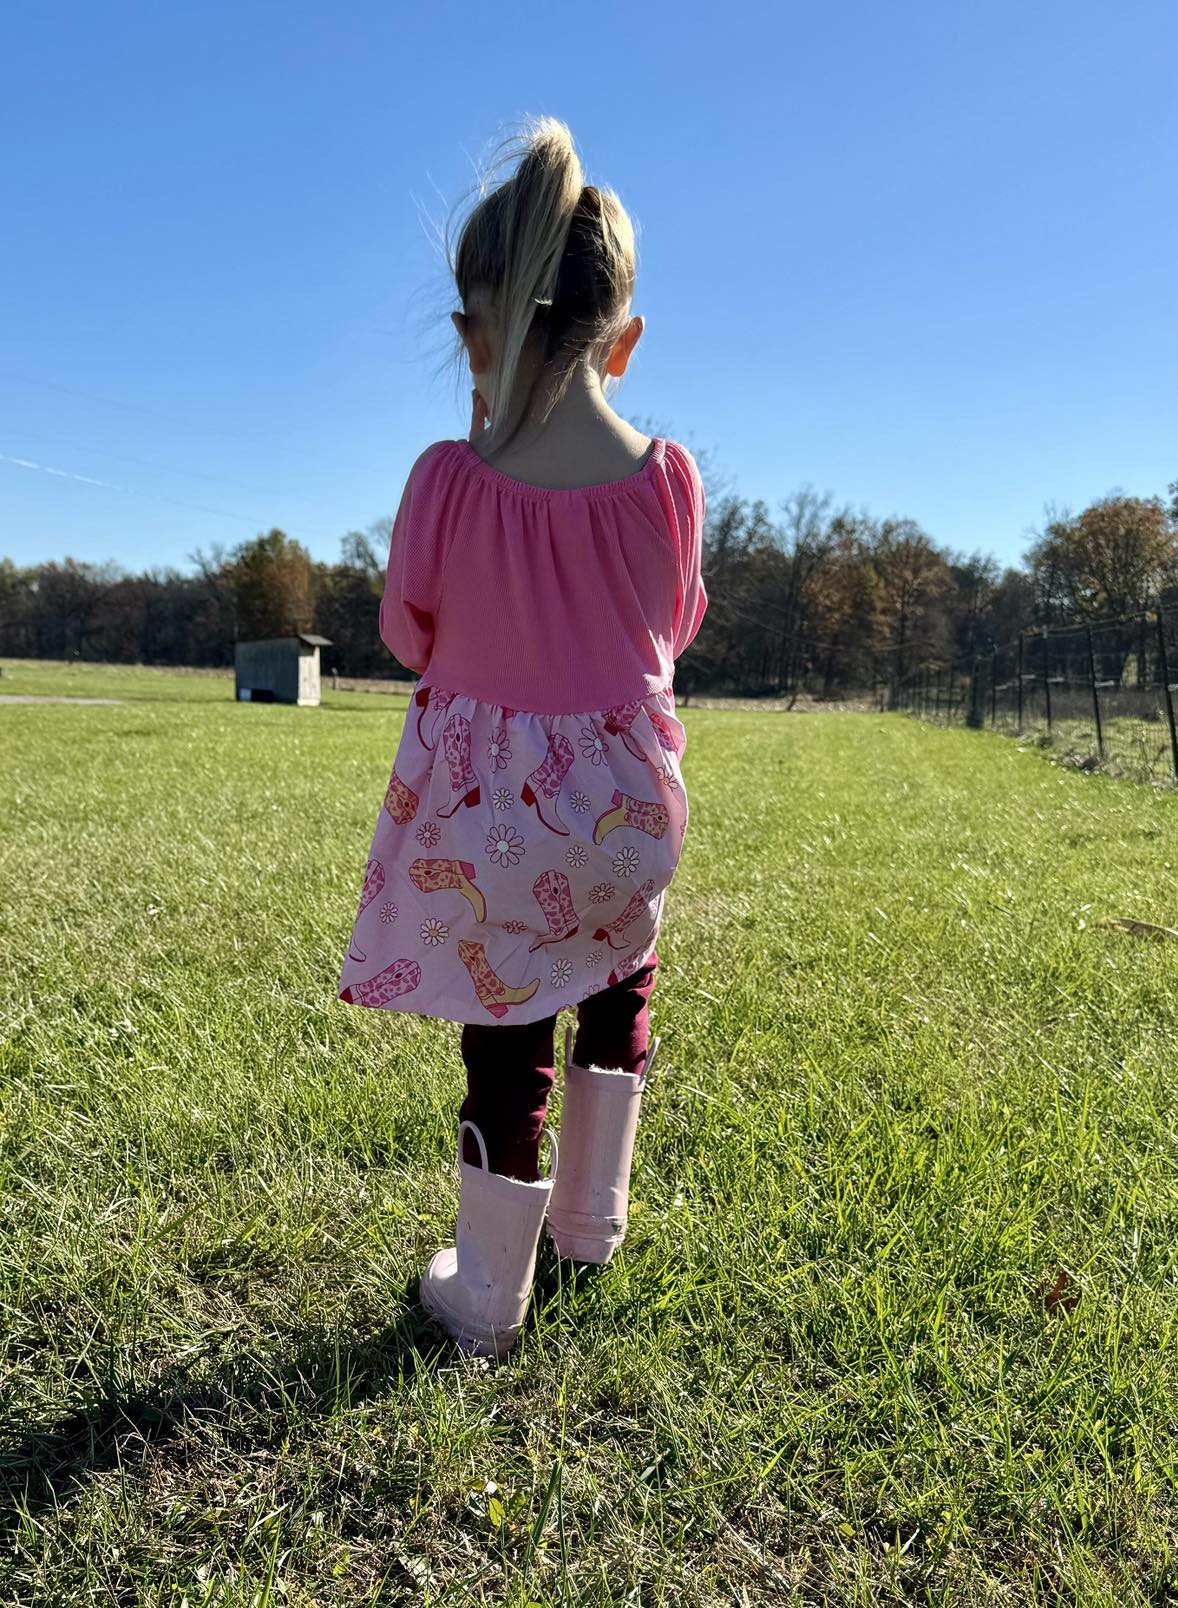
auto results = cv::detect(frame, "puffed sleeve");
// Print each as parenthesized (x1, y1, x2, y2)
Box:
(378, 443, 449, 674)
(664, 442, 709, 657)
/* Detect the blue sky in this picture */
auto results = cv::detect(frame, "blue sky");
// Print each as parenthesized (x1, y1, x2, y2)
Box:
(2, 0, 1175, 574)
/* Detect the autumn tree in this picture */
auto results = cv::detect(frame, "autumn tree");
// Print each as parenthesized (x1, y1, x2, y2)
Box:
(226, 529, 316, 640)
(865, 520, 951, 681)
(802, 513, 876, 698)
(1026, 494, 1178, 621)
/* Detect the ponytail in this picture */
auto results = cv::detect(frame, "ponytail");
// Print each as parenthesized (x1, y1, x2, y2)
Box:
(450, 118, 637, 448)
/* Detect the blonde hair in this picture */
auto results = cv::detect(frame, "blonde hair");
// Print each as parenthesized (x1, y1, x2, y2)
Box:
(449, 118, 637, 449)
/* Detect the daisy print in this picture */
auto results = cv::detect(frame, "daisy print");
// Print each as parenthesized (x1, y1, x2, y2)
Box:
(585, 950, 603, 968)
(589, 882, 615, 905)
(415, 821, 441, 849)
(612, 846, 640, 879)
(492, 787, 514, 811)
(570, 790, 591, 814)
(550, 958, 573, 988)
(486, 823, 525, 867)
(501, 919, 528, 935)
(379, 902, 398, 924)
(578, 726, 609, 766)
(487, 729, 512, 771)
(420, 918, 448, 947)
(565, 844, 589, 870)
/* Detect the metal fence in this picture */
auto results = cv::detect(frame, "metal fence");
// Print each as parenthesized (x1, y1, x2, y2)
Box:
(892, 603, 1178, 786)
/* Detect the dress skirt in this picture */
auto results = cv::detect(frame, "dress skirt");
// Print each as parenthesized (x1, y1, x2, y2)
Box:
(337, 682, 689, 1025)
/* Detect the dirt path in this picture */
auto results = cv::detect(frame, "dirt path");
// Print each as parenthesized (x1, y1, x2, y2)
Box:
(0, 695, 124, 705)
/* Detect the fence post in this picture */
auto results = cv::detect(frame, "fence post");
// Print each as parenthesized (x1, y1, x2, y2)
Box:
(967, 655, 983, 728)
(1084, 624, 1104, 761)
(934, 667, 942, 722)
(990, 644, 998, 726)
(1041, 627, 1053, 733)
(1016, 634, 1024, 731)
(1156, 604, 1178, 783)
(947, 663, 956, 724)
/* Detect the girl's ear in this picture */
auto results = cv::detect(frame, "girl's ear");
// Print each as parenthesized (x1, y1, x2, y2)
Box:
(451, 310, 494, 377)
(605, 314, 644, 378)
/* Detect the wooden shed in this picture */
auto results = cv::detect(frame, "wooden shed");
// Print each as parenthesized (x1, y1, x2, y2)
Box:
(234, 634, 332, 706)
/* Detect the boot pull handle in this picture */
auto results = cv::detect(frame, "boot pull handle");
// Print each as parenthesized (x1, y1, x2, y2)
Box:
(458, 1119, 558, 1182)
(540, 1124, 559, 1181)
(457, 1119, 489, 1172)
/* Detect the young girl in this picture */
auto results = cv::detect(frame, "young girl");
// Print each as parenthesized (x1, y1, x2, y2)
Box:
(338, 118, 707, 1358)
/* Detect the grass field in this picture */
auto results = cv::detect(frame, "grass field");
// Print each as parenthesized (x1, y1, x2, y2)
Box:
(2, 660, 1177, 1605)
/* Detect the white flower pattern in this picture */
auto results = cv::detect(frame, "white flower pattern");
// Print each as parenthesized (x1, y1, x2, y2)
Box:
(578, 726, 609, 765)
(612, 846, 640, 878)
(550, 958, 573, 988)
(570, 790, 591, 814)
(420, 919, 448, 947)
(565, 844, 589, 869)
(487, 729, 512, 771)
(415, 821, 441, 848)
(492, 787, 514, 811)
(379, 901, 398, 924)
(485, 823, 525, 867)
(589, 882, 615, 905)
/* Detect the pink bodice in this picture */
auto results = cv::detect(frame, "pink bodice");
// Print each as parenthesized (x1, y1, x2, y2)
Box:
(378, 436, 707, 714)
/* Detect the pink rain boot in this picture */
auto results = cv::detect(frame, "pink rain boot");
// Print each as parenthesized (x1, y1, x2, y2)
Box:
(546, 1024, 659, 1265)
(420, 1121, 558, 1359)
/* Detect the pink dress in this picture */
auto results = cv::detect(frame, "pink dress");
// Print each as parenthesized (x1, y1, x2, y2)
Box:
(337, 435, 708, 1025)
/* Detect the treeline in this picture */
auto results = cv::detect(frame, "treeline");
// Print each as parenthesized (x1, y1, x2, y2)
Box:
(0, 523, 396, 681)
(3, 474, 1177, 697)
(678, 480, 1178, 698)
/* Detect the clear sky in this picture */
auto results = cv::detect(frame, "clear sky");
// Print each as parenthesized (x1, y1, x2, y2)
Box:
(2, 0, 1175, 575)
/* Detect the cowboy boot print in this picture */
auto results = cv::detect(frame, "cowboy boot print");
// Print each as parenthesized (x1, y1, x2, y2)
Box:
(383, 770, 419, 826)
(348, 858, 386, 962)
(607, 945, 653, 988)
(593, 878, 654, 949)
(414, 685, 454, 750)
(436, 713, 480, 817)
(603, 700, 648, 761)
(339, 957, 422, 1006)
(592, 789, 670, 845)
(647, 707, 685, 757)
(457, 939, 540, 1020)
(528, 868, 580, 952)
(409, 856, 487, 923)
(520, 733, 574, 835)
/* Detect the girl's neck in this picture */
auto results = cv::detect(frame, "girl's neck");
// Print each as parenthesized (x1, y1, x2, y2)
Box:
(473, 362, 653, 491)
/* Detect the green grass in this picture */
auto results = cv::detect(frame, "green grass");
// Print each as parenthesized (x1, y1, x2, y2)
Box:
(2, 661, 1177, 1605)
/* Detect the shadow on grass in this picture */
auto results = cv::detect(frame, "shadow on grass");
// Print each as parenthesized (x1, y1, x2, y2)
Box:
(0, 1247, 616, 1536)
(0, 1284, 447, 1536)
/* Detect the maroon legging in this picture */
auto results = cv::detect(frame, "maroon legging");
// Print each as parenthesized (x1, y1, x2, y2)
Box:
(458, 954, 658, 1181)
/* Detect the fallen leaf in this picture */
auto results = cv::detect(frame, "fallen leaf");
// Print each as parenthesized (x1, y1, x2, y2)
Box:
(1043, 1266, 1080, 1315)
(1096, 917, 1178, 941)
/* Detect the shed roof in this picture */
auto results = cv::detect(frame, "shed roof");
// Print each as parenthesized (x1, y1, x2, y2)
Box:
(297, 634, 333, 647)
